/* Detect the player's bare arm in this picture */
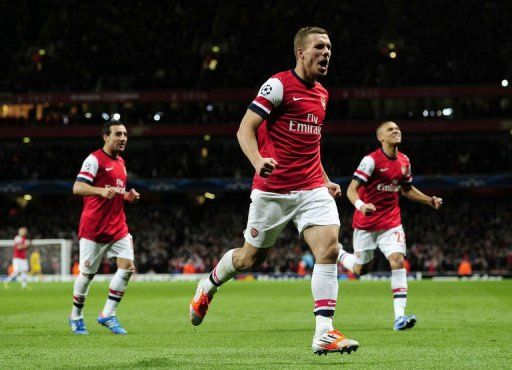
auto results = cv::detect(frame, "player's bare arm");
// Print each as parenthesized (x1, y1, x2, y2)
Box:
(124, 188, 140, 203)
(237, 109, 278, 178)
(347, 179, 376, 215)
(401, 184, 443, 209)
(73, 181, 116, 199)
(321, 164, 341, 198)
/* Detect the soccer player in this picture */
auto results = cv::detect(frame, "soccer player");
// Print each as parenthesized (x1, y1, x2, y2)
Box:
(69, 122, 140, 335)
(189, 27, 359, 355)
(4, 227, 30, 289)
(29, 247, 42, 282)
(337, 121, 443, 330)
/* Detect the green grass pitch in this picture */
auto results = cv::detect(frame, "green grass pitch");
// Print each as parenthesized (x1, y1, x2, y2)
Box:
(1, 280, 511, 369)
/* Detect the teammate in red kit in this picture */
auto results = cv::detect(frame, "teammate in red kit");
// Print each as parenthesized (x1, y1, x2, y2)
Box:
(69, 122, 140, 335)
(189, 27, 359, 355)
(4, 227, 30, 289)
(338, 121, 443, 330)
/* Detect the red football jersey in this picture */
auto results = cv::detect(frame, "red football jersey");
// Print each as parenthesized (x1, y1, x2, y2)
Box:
(13, 235, 28, 259)
(76, 149, 129, 243)
(352, 148, 412, 231)
(248, 70, 328, 193)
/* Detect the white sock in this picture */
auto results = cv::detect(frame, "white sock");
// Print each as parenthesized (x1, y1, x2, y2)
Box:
(71, 274, 93, 320)
(311, 264, 338, 337)
(20, 272, 27, 288)
(315, 315, 333, 338)
(337, 243, 356, 273)
(102, 268, 133, 317)
(391, 268, 408, 319)
(202, 249, 238, 296)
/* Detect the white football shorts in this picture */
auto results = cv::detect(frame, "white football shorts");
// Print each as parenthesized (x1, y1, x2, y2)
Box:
(352, 225, 406, 264)
(79, 233, 134, 274)
(12, 258, 29, 273)
(244, 187, 340, 248)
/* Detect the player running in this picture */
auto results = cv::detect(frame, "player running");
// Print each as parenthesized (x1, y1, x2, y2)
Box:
(189, 26, 359, 356)
(69, 122, 140, 335)
(337, 121, 443, 330)
(4, 227, 30, 289)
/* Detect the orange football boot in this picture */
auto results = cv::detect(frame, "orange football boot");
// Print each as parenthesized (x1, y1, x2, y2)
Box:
(312, 329, 359, 355)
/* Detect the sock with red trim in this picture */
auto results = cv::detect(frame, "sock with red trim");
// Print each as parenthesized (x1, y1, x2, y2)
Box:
(312, 264, 338, 337)
(101, 268, 132, 317)
(71, 273, 93, 320)
(391, 268, 407, 319)
(201, 249, 237, 296)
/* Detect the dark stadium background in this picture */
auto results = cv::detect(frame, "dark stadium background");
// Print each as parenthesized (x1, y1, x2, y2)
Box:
(0, 0, 511, 277)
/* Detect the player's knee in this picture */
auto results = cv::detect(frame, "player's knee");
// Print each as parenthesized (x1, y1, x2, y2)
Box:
(234, 248, 267, 271)
(388, 253, 404, 269)
(314, 241, 339, 262)
(125, 261, 136, 272)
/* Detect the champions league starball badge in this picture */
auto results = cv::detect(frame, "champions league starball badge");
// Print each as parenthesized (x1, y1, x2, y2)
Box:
(260, 85, 272, 96)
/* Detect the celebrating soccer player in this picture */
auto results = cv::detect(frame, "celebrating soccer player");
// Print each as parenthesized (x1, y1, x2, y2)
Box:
(338, 121, 443, 330)
(189, 27, 359, 355)
(69, 122, 140, 335)
(4, 227, 30, 289)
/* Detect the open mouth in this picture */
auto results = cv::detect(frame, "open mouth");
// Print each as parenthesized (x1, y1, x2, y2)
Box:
(318, 59, 329, 72)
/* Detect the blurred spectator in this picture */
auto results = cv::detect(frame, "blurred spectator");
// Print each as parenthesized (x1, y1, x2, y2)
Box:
(458, 255, 473, 276)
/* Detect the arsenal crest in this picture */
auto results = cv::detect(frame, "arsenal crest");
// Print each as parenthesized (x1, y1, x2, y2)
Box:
(401, 165, 409, 175)
(320, 96, 327, 110)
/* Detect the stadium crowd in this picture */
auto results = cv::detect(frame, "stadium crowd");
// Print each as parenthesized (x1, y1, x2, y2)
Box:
(1, 1, 510, 92)
(1, 193, 511, 275)
(1, 133, 510, 182)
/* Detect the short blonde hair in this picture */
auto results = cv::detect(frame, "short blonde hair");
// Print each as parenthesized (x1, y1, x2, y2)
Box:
(294, 27, 328, 58)
(376, 121, 398, 139)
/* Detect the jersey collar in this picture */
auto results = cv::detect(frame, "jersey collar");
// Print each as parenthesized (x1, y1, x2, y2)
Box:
(291, 69, 315, 88)
(380, 148, 398, 160)
(102, 148, 119, 160)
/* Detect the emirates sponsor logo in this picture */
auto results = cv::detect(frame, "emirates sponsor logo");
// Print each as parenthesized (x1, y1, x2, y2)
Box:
(377, 183, 401, 192)
(288, 120, 322, 135)
(105, 181, 126, 194)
